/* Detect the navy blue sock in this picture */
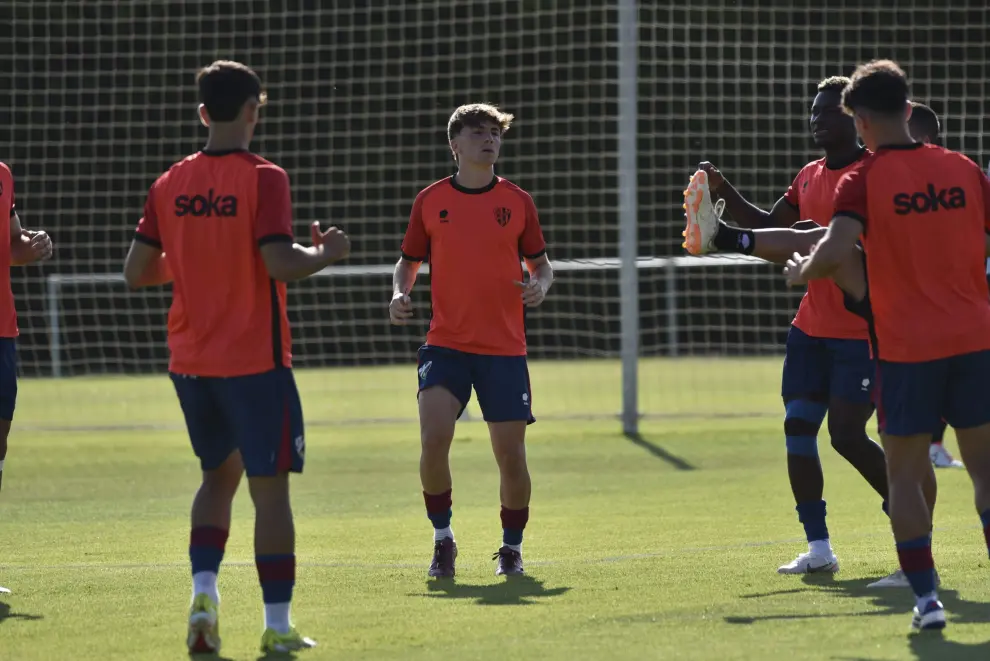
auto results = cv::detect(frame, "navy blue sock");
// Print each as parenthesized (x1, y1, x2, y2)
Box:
(190, 526, 228, 575)
(256, 553, 295, 604)
(895, 535, 936, 599)
(882, 500, 890, 517)
(501, 506, 530, 546)
(423, 489, 452, 530)
(796, 500, 829, 543)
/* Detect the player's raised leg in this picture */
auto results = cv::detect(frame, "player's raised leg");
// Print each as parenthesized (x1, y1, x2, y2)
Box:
(778, 332, 838, 574)
(417, 346, 472, 578)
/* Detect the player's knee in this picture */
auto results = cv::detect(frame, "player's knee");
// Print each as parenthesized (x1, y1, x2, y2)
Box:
(784, 399, 827, 457)
(246, 473, 290, 507)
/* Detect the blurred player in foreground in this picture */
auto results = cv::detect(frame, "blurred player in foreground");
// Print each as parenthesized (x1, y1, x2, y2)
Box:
(787, 59, 990, 631)
(0, 161, 53, 595)
(390, 103, 553, 578)
(686, 77, 888, 576)
(123, 60, 349, 654)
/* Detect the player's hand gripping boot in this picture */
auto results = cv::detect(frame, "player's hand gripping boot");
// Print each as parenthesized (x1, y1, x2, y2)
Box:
(683, 169, 725, 255)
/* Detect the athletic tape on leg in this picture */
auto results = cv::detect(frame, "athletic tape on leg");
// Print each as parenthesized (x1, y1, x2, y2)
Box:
(785, 399, 828, 457)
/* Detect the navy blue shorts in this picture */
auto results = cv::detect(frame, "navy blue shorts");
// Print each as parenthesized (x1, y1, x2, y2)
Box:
(0, 338, 16, 421)
(878, 350, 990, 436)
(170, 368, 305, 476)
(417, 345, 535, 424)
(781, 326, 875, 405)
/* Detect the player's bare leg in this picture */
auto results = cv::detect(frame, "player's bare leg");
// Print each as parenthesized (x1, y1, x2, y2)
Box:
(419, 386, 461, 578)
(954, 422, 990, 555)
(249, 473, 313, 651)
(828, 400, 888, 500)
(881, 431, 945, 630)
(187, 450, 242, 654)
(489, 421, 530, 576)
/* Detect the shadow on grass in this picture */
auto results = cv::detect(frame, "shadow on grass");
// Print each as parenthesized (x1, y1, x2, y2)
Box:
(417, 574, 571, 606)
(0, 600, 43, 625)
(624, 432, 695, 471)
(727, 574, 990, 660)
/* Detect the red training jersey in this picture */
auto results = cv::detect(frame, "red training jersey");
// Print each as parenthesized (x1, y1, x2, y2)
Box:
(0, 163, 17, 338)
(784, 152, 871, 340)
(400, 176, 547, 356)
(134, 150, 295, 377)
(833, 143, 990, 363)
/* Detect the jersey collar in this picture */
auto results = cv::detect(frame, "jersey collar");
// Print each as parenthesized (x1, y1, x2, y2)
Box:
(450, 175, 498, 195)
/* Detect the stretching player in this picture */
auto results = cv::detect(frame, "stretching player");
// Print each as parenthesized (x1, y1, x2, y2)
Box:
(0, 161, 53, 596)
(685, 77, 889, 575)
(789, 59, 990, 631)
(390, 103, 553, 578)
(123, 61, 348, 654)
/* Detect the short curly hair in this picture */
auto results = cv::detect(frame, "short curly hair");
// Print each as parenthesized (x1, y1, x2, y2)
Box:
(841, 60, 909, 116)
(817, 76, 850, 95)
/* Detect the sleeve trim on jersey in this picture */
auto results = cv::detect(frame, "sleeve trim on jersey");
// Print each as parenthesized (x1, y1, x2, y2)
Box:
(257, 233, 294, 247)
(834, 210, 866, 226)
(401, 251, 426, 263)
(523, 248, 547, 260)
(133, 231, 162, 249)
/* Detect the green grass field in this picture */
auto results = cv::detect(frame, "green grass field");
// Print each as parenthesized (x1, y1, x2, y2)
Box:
(3, 358, 990, 660)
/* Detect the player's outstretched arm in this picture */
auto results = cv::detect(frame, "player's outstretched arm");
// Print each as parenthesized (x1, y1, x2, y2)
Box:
(260, 222, 350, 282)
(698, 162, 800, 229)
(389, 257, 420, 325)
(789, 214, 862, 284)
(9, 213, 52, 266)
(123, 239, 172, 289)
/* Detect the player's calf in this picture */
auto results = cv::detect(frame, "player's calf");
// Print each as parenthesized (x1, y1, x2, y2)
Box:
(418, 384, 462, 568)
(489, 421, 530, 575)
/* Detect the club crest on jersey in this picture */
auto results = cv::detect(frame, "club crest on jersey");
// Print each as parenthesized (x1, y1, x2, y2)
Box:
(494, 207, 511, 227)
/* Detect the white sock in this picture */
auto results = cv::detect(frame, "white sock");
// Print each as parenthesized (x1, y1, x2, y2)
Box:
(434, 526, 453, 542)
(917, 590, 939, 611)
(504, 542, 522, 553)
(809, 540, 833, 557)
(192, 571, 220, 604)
(264, 602, 292, 634)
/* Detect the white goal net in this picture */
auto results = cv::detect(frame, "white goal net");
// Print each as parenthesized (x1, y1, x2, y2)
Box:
(5, 2, 988, 430)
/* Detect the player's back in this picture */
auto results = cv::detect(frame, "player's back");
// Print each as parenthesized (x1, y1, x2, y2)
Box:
(149, 150, 292, 376)
(857, 143, 990, 362)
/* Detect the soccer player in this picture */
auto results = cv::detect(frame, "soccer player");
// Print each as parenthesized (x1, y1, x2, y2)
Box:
(685, 77, 889, 575)
(0, 162, 53, 496)
(0, 161, 53, 596)
(122, 61, 349, 654)
(787, 59, 990, 631)
(390, 103, 553, 578)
